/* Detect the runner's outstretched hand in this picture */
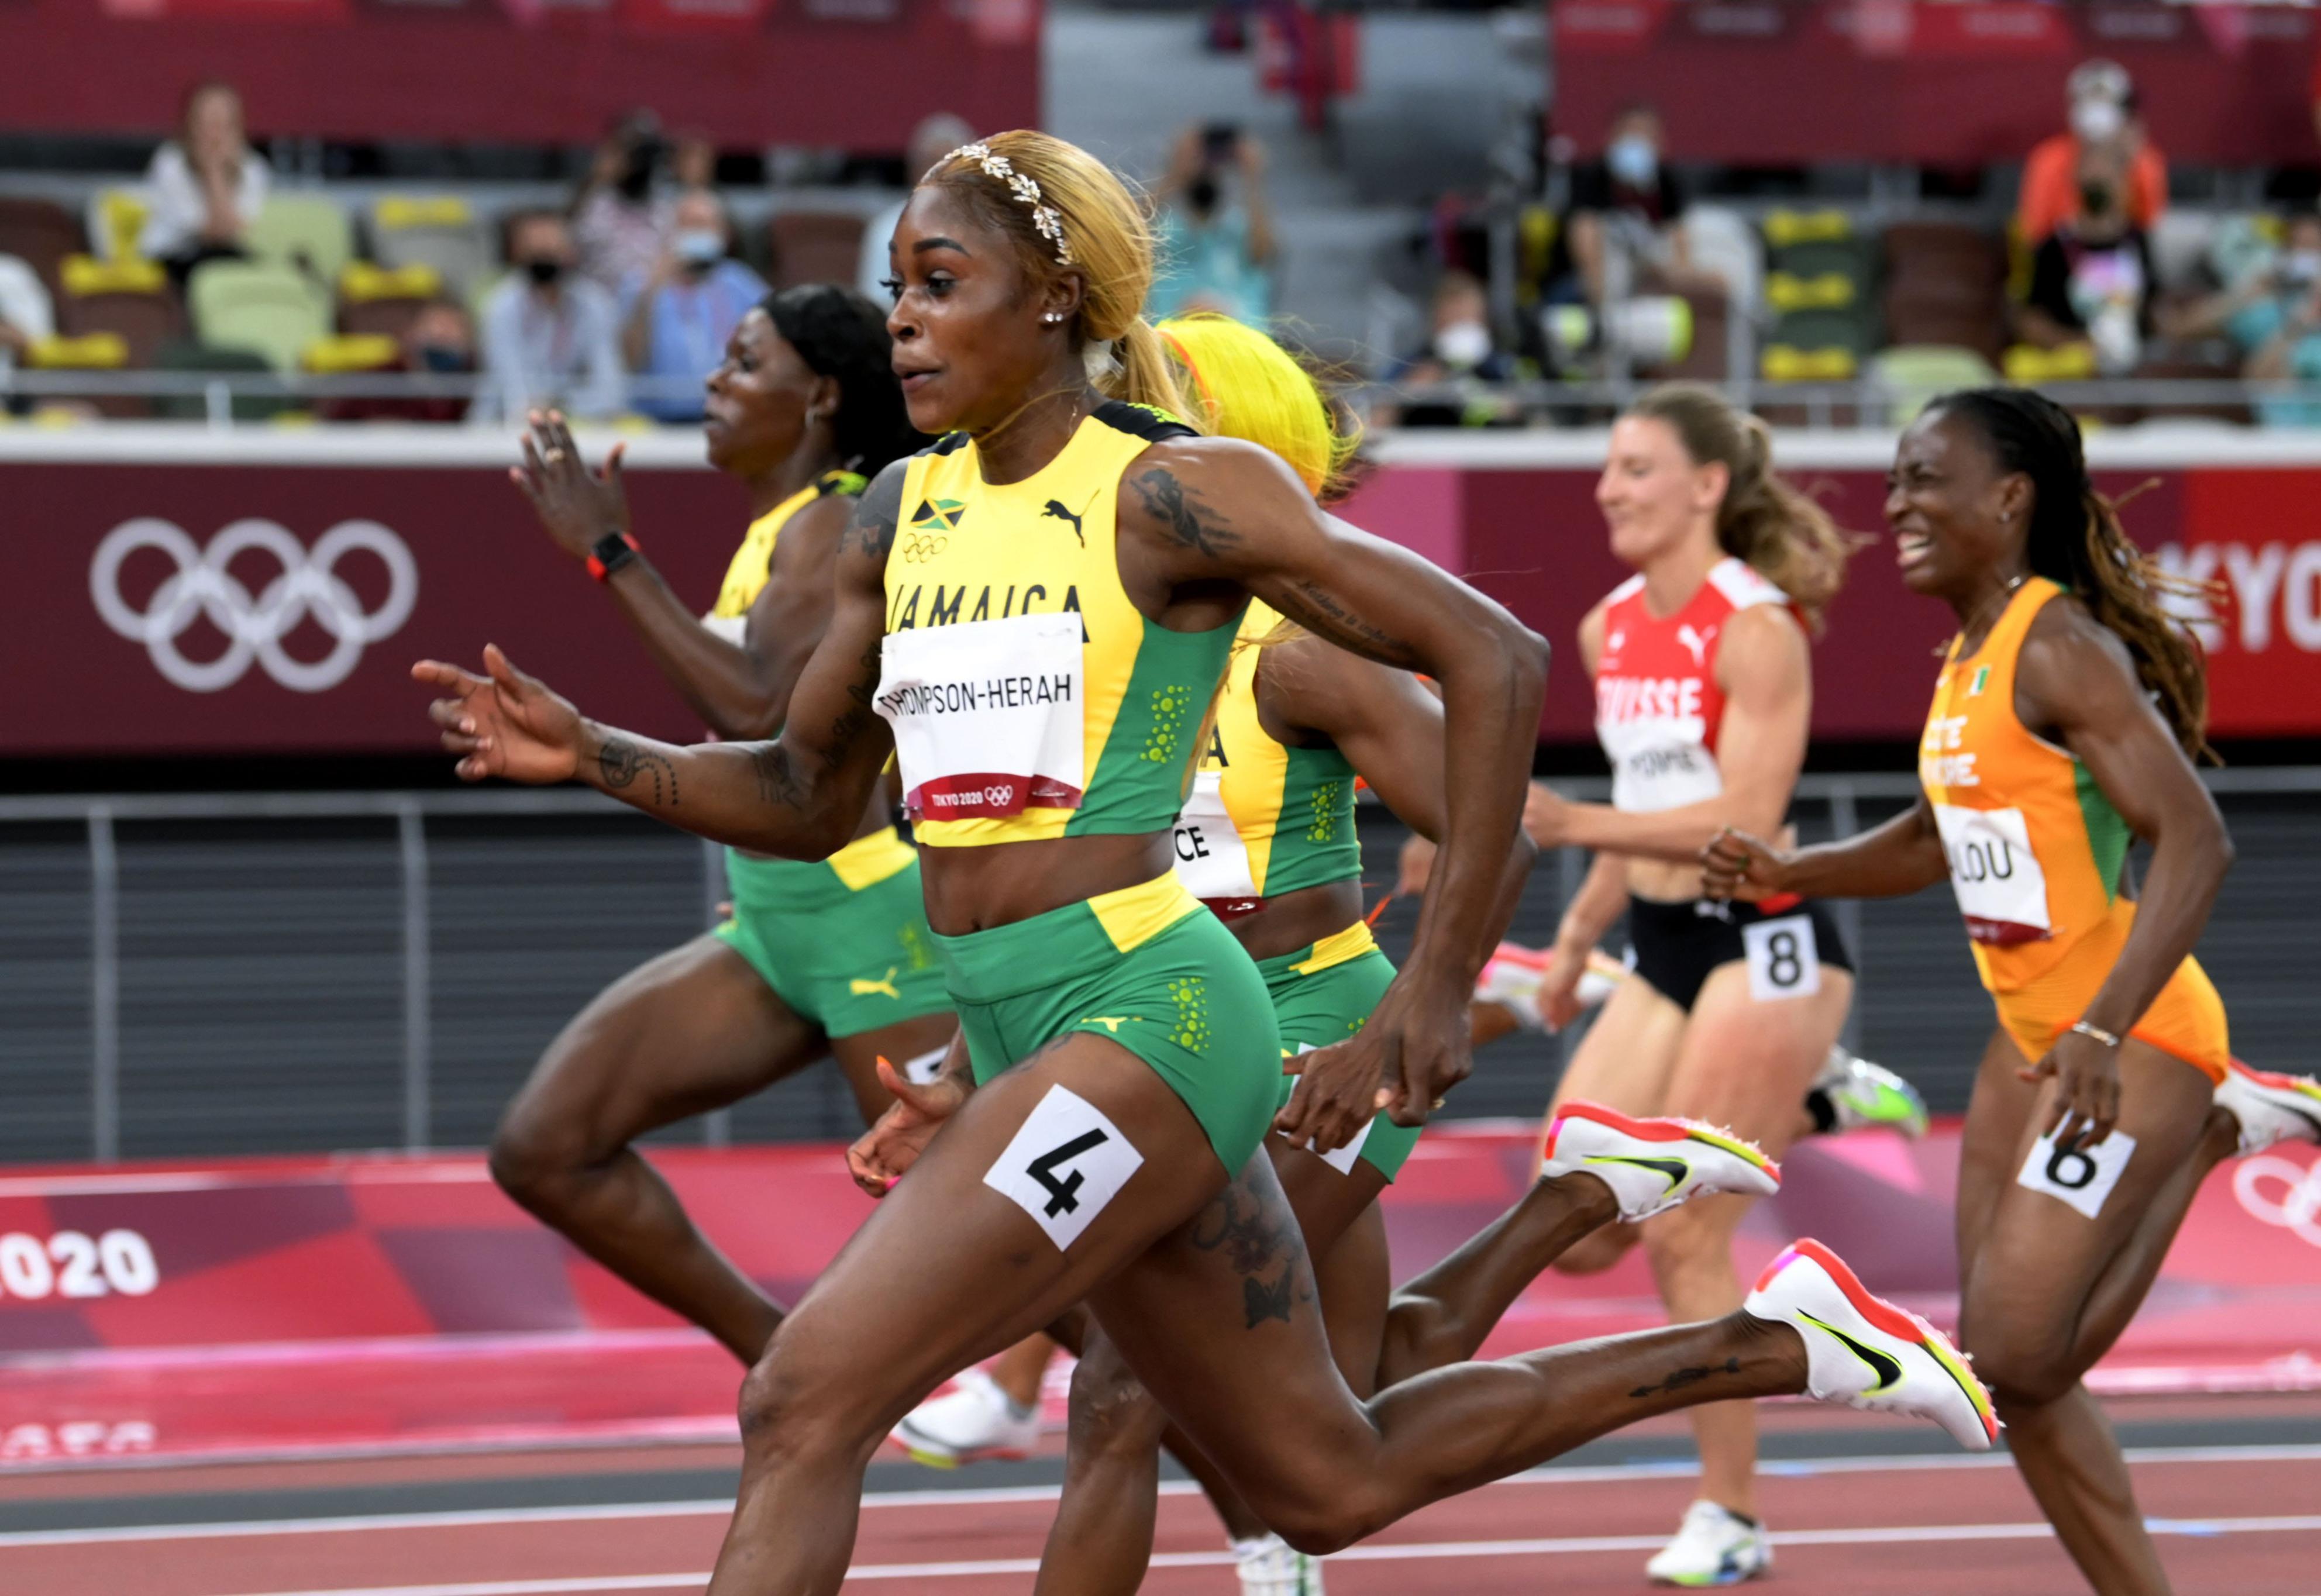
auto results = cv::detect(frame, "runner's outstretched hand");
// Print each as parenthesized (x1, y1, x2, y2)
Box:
(1277, 975, 1469, 1150)
(1699, 826, 1791, 903)
(848, 1055, 969, 1198)
(414, 644, 584, 784)
(511, 410, 629, 562)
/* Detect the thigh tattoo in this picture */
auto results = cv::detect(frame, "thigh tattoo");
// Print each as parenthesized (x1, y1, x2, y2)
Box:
(1191, 1179, 1314, 1330)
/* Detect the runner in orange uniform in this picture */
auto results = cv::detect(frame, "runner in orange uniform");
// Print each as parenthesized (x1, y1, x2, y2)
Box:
(1703, 387, 2320, 1596)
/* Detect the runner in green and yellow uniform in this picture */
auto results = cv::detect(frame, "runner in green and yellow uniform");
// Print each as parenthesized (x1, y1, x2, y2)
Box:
(488, 285, 955, 1366)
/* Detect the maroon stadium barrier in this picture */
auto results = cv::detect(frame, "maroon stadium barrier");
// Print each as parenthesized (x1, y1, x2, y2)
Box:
(1551, 0, 2319, 167)
(1, 1126, 2315, 1464)
(6, 435, 2319, 757)
(2, 0, 1039, 149)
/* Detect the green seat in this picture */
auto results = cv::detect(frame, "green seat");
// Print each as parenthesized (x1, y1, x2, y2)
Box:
(244, 195, 355, 288)
(187, 261, 331, 372)
(151, 340, 295, 420)
(1868, 345, 2000, 426)
(1766, 306, 1873, 359)
(370, 196, 495, 301)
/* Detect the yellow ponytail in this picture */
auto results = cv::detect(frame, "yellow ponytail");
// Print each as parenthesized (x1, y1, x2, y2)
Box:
(1156, 314, 1358, 502)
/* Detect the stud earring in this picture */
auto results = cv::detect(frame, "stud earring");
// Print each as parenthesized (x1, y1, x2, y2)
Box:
(1044, 312, 1064, 325)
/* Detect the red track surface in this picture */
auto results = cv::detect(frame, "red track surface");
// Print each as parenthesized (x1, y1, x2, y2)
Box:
(5, 1399, 2317, 1596)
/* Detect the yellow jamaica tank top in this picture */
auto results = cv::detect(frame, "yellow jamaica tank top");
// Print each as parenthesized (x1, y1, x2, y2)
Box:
(1172, 604, 1363, 915)
(873, 401, 1242, 849)
(705, 470, 868, 637)
(1919, 577, 2137, 994)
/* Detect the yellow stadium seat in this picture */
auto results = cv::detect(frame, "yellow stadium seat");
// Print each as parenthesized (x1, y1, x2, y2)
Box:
(28, 333, 129, 368)
(1759, 344, 1859, 382)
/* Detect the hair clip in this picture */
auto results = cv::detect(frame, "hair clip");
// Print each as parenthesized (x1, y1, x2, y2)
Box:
(938, 143, 1074, 266)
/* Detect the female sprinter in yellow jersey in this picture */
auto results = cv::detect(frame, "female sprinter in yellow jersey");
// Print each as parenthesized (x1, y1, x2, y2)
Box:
(420, 132, 1991, 1594)
(488, 285, 954, 1366)
(1704, 387, 2320, 1595)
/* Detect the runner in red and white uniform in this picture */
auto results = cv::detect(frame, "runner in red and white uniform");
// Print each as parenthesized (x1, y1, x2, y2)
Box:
(1521, 383, 1864, 1585)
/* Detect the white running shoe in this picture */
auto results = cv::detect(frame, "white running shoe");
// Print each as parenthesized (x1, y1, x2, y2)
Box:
(1811, 1046, 1931, 1138)
(1474, 943, 1626, 1033)
(2214, 1058, 2321, 1156)
(1743, 1238, 1998, 1452)
(1231, 1533, 1323, 1595)
(1645, 1499, 1771, 1587)
(889, 1369, 1041, 1467)
(1539, 1101, 1781, 1223)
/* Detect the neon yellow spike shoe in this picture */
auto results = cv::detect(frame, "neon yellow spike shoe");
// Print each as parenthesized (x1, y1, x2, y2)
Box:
(1810, 1046, 1931, 1138)
(1540, 1101, 1780, 1223)
(1744, 1239, 1998, 1452)
(2215, 1057, 2321, 1155)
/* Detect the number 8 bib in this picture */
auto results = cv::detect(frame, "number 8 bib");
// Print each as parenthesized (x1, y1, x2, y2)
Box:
(1741, 912, 1820, 1002)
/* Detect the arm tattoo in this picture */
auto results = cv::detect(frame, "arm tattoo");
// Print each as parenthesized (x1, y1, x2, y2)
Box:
(839, 468, 905, 560)
(1190, 1179, 1314, 1330)
(1276, 579, 1420, 667)
(597, 737, 678, 805)
(1129, 468, 1242, 558)
(750, 743, 805, 810)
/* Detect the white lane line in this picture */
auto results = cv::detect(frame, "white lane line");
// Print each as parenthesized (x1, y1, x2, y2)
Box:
(4, 1443, 2316, 1551)
(113, 1514, 2321, 1596)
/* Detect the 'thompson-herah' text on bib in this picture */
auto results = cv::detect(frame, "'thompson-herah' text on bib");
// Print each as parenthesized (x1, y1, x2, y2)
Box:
(876, 613, 1086, 822)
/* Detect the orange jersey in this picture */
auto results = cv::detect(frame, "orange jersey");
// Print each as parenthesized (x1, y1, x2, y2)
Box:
(1919, 578, 2225, 1079)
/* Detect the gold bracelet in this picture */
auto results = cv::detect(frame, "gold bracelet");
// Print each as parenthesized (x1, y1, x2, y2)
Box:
(2068, 1019, 2122, 1049)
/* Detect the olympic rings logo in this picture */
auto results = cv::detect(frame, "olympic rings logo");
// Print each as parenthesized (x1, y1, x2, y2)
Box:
(90, 518, 419, 694)
(2233, 1151, 2321, 1250)
(897, 532, 949, 564)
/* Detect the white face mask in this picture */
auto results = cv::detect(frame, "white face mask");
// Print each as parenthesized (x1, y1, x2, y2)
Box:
(1606, 135, 1658, 188)
(673, 228, 725, 266)
(1433, 319, 1493, 369)
(2071, 98, 2124, 143)
(2283, 249, 2321, 288)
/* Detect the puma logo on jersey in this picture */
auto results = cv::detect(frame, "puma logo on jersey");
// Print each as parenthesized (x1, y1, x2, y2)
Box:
(1080, 1016, 1134, 1033)
(1041, 498, 1089, 546)
(850, 968, 901, 999)
(1676, 623, 1716, 668)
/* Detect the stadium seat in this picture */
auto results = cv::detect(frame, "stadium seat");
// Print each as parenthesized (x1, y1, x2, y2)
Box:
(338, 261, 442, 340)
(85, 187, 151, 263)
(59, 255, 182, 370)
(27, 330, 137, 417)
(1679, 207, 1762, 325)
(1868, 345, 1999, 426)
(151, 340, 293, 421)
(371, 197, 495, 301)
(187, 260, 331, 372)
(1637, 280, 1731, 383)
(1882, 220, 2004, 362)
(244, 195, 354, 290)
(0, 197, 87, 300)
(767, 209, 867, 290)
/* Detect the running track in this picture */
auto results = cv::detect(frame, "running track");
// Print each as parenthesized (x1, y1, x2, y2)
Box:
(6, 1397, 2317, 1594)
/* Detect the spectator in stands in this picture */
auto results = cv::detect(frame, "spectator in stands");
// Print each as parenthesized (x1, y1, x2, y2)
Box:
(476, 212, 625, 425)
(139, 81, 271, 287)
(858, 112, 976, 304)
(1149, 123, 1277, 325)
(1381, 270, 1523, 429)
(1547, 104, 1714, 312)
(2017, 58, 2166, 250)
(621, 189, 767, 423)
(574, 110, 675, 297)
(670, 130, 718, 192)
(2227, 212, 2321, 428)
(400, 297, 477, 425)
(0, 253, 55, 402)
(2019, 142, 2155, 375)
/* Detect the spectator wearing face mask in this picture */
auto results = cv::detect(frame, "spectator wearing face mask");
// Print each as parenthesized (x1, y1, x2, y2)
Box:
(2017, 58, 2167, 250)
(1383, 270, 1522, 429)
(2017, 144, 2155, 377)
(620, 188, 767, 423)
(476, 211, 625, 425)
(574, 109, 676, 297)
(1149, 123, 1276, 326)
(2226, 212, 2321, 428)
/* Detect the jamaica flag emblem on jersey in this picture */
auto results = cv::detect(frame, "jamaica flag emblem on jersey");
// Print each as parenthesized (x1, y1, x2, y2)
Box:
(911, 497, 968, 532)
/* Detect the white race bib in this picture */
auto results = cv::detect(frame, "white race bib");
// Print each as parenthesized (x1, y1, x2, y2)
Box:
(2016, 1124, 2138, 1221)
(1933, 804, 2052, 945)
(1172, 770, 1259, 901)
(1741, 912, 1820, 1002)
(876, 614, 1084, 823)
(984, 1085, 1144, 1250)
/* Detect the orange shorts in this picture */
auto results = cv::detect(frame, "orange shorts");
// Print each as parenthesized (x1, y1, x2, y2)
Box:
(1991, 952, 2229, 1084)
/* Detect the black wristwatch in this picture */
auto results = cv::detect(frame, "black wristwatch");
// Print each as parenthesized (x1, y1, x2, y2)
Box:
(587, 529, 640, 582)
